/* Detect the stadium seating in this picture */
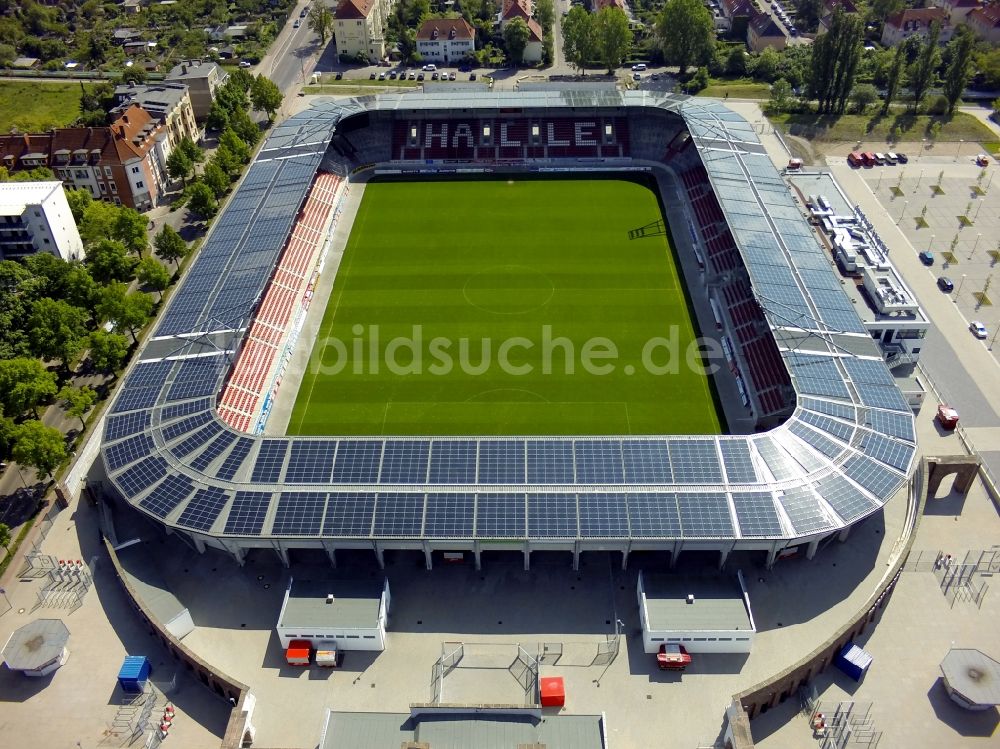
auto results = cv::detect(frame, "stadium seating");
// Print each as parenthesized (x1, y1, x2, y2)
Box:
(217, 171, 343, 432)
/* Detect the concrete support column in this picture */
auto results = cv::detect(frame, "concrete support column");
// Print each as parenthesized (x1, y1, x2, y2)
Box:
(193, 535, 206, 554)
(572, 545, 580, 571)
(523, 548, 530, 571)
(718, 548, 729, 570)
(805, 539, 820, 560)
(373, 545, 385, 569)
(424, 546, 433, 571)
(621, 549, 629, 570)
(765, 547, 778, 570)
(474, 547, 482, 571)
(274, 545, 290, 568)
(230, 545, 246, 567)
(837, 526, 851, 543)
(326, 547, 337, 568)
(670, 541, 683, 569)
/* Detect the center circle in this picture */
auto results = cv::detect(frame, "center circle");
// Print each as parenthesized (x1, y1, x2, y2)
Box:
(463, 264, 555, 315)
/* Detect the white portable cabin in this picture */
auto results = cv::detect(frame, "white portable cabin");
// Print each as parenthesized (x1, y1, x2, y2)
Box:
(637, 571, 756, 654)
(276, 578, 390, 652)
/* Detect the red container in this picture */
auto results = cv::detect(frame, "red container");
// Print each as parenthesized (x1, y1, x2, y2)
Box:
(540, 676, 565, 707)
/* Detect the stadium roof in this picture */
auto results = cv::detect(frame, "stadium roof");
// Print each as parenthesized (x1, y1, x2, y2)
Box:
(99, 92, 915, 549)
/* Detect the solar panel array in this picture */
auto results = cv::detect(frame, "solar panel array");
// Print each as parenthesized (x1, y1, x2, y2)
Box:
(101, 95, 916, 547)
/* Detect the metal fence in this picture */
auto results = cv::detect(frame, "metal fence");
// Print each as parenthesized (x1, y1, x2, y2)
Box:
(508, 645, 539, 705)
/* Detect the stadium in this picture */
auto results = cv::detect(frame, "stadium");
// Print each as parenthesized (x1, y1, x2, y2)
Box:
(96, 90, 916, 571)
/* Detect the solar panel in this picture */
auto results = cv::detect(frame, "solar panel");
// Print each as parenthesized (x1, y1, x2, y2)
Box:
(332, 440, 382, 484)
(677, 492, 733, 537)
(842, 358, 895, 387)
(373, 492, 425, 536)
(159, 398, 212, 422)
(731, 491, 782, 536)
(424, 493, 475, 537)
(170, 421, 222, 458)
(190, 431, 237, 472)
(323, 493, 375, 536)
(626, 493, 681, 538)
(112, 361, 172, 413)
(139, 473, 195, 518)
(526, 441, 575, 484)
(842, 454, 904, 498)
(778, 486, 830, 534)
(105, 412, 150, 442)
(527, 493, 578, 538)
(115, 456, 167, 498)
(864, 409, 915, 442)
(857, 385, 910, 413)
(815, 474, 875, 523)
(574, 442, 624, 484)
(162, 411, 214, 442)
(774, 430, 827, 473)
(754, 436, 800, 481)
(578, 493, 629, 537)
(285, 441, 337, 483)
(475, 492, 525, 537)
(166, 356, 227, 401)
(719, 440, 757, 484)
(668, 441, 723, 483)
(176, 486, 229, 531)
(799, 410, 855, 442)
(621, 440, 672, 484)
(224, 491, 273, 535)
(380, 441, 430, 484)
(477, 441, 525, 484)
(856, 431, 914, 472)
(105, 434, 155, 472)
(272, 492, 327, 535)
(428, 440, 477, 484)
(216, 437, 253, 480)
(251, 440, 288, 483)
(788, 421, 843, 459)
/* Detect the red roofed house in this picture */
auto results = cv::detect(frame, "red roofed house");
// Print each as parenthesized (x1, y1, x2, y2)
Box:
(966, 4, 1000, 43)
(747, 11, 787, 52)
(881, 8, 952, 46)
(500, 0, 532, 26)
(0, 105, 168, 212)
(719, 0, 755, 36)
(593, 0, 627, 11)
(817, 0, 858, 34)
(333, 0, 391, 63)
(416, 18, 476, 64)
(500, 0, 544, 63)
(931, 0, 982, 28)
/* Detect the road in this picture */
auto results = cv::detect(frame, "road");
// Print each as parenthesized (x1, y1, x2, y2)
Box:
(259, 0, 325, 95)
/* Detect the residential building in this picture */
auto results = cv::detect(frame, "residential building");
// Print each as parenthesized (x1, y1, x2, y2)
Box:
(112, 82, 200, 149)
(0, 106, 168, 212)
(112, 28, 142, 46)
(524, 18, 544, 62)
(500, 0, 532, 27)
(333, 0, 391, 63)
(880, 8, 952, 46)
(747, 12, 787, 52)
(415, 18, 476, 64)
(966, 5, 1000, 43)
(165, 60, 229, 120)
(931, 0, 982, 28)
(499, 0, 544, 61)
(817, 0, 858, 34)
(720, 0, 756, 37)
(0, 182, 84, 262)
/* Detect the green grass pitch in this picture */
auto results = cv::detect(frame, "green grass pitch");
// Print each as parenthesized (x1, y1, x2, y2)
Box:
(288, 178, 723, 436)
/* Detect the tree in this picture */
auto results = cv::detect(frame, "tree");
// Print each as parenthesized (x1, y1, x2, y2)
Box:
(535, 0, 555, 31)
(136, 257, 171, 298)
(795, 0, 823, 33)
(657, 0, 714, 76)
(561, 7, 595, 75)
(230, 107, 261, 146)
(908, 21, 941, 110)
(308, 3, 334, 43)
(203, 160, 230, 197)
(86, 239, 136, 284)
(63, 263, 98, 315)
(594, 6, 631, 74)
(979, 48, 1000, 91)
(220, 127, 252, 164)
(869, 0, 904, 23)
(809, 8, 863, 114)
(726, 45, 747, 77)
(882, 43, 906, 115)
(166, 147, 193, 185)
(206, 101, 231, 132)
(767, 78, 793, 113)
(114, 207, 148, 255)
(850, 83, 879, 114)
(96, 283, 154, 343)
(64, 188, 92, 224)
(57, 384, 97, 429)
(11, 420, 67, 480)
(0, 523, 10, 550)
(752, 46, 780, 82)
(77, 199, 120, 247)
(250, 75, 283, 121)
(177, 136, 203, 165)
(0, 358, 58, 418)
(27, 298, 88, 369)
(942, 28, 975, 116)
(503, 17, 531, 64)
(153, 226, 189, 268)
(88, 329, 130, 373)
(187, 181, 219, 220)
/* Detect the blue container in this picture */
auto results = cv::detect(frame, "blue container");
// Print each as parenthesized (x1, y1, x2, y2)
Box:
(834, 642, 872, 682)
(117, 655, 151, 693)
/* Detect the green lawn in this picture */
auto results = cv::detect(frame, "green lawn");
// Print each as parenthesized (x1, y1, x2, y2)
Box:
(288, 179, 722, 437)
(698, 79, 772, 99)
(769, 110, 997, 144)
(0, 81, 84, 133)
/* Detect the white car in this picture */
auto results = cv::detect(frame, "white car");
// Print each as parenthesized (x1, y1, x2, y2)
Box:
(631, 63, 647, 71)
(422, 63, 437, 71)
(970, 321, 988, 339)
(239, 60, 252, 68)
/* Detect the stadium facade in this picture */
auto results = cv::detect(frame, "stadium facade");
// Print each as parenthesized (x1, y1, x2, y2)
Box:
(97, 91, 916, 570)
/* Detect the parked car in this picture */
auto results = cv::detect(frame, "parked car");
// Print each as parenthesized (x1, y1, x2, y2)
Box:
(873, 152, 887, 165)
(919, 250, 934, 265)
(847, 152, 863, 168)
(300, 6, 309, 17)
(449, 71, 456, 80)
(431, 72, 439, 80)
(388, 71, 397, 79)
(885, 152, 898, 164)
(408, 72, 416, 79)
(861, 152, 876, 167)
(633, 72, 641, 81)
(937, 276, 954, 292)
(936, 404, 960, 430)
(631, 63, 647, 71)
(469, 73, 477, 80)
(335, 71, 343, 80)
(417, 73, 425, 81)
(970, 321, 988, 339)
(293, 19, 300, 27)
(239, 60, 252, 68)
(378, 72, 386, 80)
(896, 152, 908, 163)
(976, 154, 991, 167)
(657, 644, 692, 671)
(369, 72, 377, 79)
(423, 63, 437, 71)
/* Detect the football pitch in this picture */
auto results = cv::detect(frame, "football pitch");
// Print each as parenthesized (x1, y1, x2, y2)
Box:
(288, 178, 723, 436)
